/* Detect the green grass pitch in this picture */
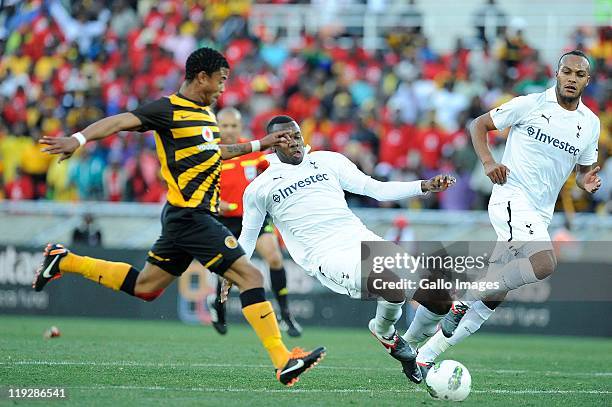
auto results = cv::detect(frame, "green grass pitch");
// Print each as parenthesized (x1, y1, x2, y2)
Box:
(1, 315, 611, 406)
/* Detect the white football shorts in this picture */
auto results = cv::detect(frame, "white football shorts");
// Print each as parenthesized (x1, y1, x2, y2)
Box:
(315, 229, 384, 299)
(488, 196, 552, 261)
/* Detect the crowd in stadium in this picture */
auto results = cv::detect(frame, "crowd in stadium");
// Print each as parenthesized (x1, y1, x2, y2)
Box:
(0, 0, 610, 212)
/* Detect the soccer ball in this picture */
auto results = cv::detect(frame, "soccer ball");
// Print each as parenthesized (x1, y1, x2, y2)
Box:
(425, 360, 471, 402)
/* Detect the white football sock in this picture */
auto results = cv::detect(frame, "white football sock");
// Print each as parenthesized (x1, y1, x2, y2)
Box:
(402, 305, 445, 348)
(416, 330, 451, 364)
(417, 301, 495, 363)
(447, 300, 495, 346)
(374, 299, 404, 337)
(465, 258, 537, 301)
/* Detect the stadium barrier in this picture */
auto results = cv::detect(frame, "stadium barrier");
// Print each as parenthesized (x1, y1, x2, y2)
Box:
(2, 201, 612, 248)
(1, 245, 610, 337)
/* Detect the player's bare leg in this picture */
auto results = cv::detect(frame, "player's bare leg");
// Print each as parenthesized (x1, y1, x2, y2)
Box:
(33, 243, 174, 301)
(223, 256, 325, 386)
(256, 233, 302, 337)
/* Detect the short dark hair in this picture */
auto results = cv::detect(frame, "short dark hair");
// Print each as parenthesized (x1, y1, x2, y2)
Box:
(185, 47, 230, 81)
(558, 50, 590, 71)
(266, 115, 295, 133)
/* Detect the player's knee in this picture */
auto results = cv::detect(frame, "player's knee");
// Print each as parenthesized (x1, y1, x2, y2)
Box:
(237, 264, 264, 287)
(135, 288, 165, 302)
(530, 251, 557, 280)
(267, 252, 283, 270)
(247, 266, 264, 286)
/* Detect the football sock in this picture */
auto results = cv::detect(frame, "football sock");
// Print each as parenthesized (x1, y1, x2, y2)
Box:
(269, 266, 289, 315)
(465, 258, 537, 301)
(60, 253, 134, 293)
(417, 330, 451, 365)
(417, 301, 495, 364)
(447, 301, 495, 346)
(402, 305, 445, 348)
(240, 288, 290, 369)
(374, 299, 404, 337)
(215, 276, 223, 302)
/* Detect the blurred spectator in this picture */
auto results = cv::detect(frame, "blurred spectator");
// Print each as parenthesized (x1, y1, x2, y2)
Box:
(472, 0, 507, 44)
(103, 160, 127, 202)
(69, 146, 106, 201)
(19, 131, 53, 199)
(5, 168, 34, 200)
(432, 79, 469, 132)
(496, 22, 532, 73)
(287, 80, 321, 124)
(72, 213, 103, 247)
(379, 108, 413, 168)
(48, 0, 111, 56)
(414, 114, 445, 170)
(110, 0, 138, 39)
(46, 159, 76, 201)
(384, 215, 416, 245)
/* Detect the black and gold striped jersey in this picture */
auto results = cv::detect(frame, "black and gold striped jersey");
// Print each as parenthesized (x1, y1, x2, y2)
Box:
(131, 93, 222, 212)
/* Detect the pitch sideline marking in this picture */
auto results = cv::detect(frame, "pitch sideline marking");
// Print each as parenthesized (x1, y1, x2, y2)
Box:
(2, 360, 612, 378)
(58, 385, 612, 395)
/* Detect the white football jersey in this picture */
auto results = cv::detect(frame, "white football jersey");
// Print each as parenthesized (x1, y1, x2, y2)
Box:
(242, 150, 380, 273)
(490, 86, 600, 222)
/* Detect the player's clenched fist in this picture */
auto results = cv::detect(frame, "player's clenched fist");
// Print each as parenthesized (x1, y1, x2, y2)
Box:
(423, 174, 456, 192)
(483, 160, 510, 185)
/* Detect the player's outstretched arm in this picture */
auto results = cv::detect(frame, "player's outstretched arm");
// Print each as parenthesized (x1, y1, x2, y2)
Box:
(333, 152, 455, 200)
(219, 130, 290, 159)
(469, 112, 510, 185)
(576, 164, 602, 193)
(361, 174, 456, 201)
(237, 185, 267, 259)
(40, 112, 143, 162)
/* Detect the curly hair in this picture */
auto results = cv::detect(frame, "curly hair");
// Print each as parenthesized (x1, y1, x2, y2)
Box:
(185, 47, 230, 81)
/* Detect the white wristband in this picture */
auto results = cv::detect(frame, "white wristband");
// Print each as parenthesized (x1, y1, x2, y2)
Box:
(250, 140, 261, 152)
(72, 132, 87, 147)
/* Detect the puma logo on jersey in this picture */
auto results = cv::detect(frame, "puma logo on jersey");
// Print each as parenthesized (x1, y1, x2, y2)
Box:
(576, 125, 581, 138)
(541, 114, 551, 124)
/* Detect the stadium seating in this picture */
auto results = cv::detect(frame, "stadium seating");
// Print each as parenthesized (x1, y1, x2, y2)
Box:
(0, 0, 610, 214)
